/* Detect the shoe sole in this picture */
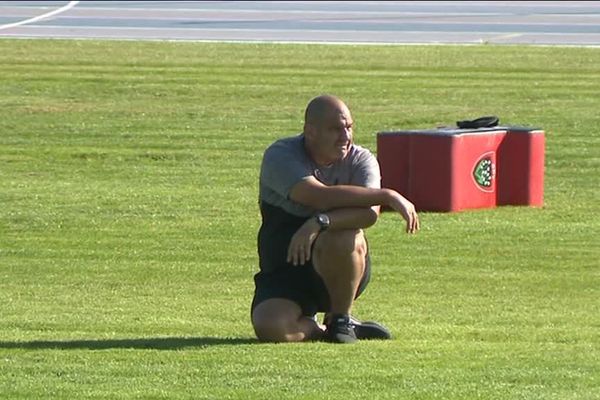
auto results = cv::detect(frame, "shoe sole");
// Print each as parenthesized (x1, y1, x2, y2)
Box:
(353, 321, 392, 340)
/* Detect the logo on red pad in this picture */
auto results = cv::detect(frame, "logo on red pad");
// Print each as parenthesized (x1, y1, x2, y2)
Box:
(473, 152, 496, 192)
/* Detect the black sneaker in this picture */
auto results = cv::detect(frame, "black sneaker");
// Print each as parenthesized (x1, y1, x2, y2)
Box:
(349, 316, 392, 340)
(325, 314, 357, 344)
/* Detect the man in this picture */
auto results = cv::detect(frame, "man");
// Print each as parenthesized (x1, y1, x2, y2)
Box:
(252, 95, 419, 343)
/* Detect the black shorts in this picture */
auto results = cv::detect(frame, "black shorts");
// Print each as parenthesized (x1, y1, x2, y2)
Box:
(251, 253, 371, 317)
(252, 202, 372, 317)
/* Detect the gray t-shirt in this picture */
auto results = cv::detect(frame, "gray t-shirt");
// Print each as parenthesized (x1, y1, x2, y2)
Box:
(259, 134, 381, 217)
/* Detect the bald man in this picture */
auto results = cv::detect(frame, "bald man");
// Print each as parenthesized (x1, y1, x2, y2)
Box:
(251, 95, 419, 343)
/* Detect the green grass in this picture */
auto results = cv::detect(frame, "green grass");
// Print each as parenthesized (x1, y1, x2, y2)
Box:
(0, 39, 599, 399)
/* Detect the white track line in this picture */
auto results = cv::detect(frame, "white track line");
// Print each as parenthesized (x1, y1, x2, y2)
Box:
(0, 1, 79, 31)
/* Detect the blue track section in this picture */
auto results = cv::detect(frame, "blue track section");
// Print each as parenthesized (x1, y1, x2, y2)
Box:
(1, 1, 600, 45)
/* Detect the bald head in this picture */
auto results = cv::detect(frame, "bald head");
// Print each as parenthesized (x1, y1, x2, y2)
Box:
(304, 95, 349, 126)
(302, 95, 354, 165)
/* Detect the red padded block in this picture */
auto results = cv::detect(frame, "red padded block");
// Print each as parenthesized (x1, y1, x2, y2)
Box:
(497, 128, 545, 207)
(376, 133, 410, 196)
(377, 127, 544, 212)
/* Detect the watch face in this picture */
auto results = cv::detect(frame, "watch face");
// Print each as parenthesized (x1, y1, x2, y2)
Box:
(318, 214, 330, 229)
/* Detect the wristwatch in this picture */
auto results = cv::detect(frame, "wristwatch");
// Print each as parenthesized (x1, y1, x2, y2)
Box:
(316, 213, 330, 231)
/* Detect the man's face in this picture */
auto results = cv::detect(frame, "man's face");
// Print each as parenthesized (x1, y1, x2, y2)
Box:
(309, 104, 353, 164)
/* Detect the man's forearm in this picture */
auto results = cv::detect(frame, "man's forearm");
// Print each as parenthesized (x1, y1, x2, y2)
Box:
(289, 178, 393, 211)
(289, 178, 418, 233)
(315, 185, 392, 211)
(325, 207, 379, 231)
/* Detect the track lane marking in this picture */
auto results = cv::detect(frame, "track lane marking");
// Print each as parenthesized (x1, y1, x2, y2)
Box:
(0, 1, 79, 31)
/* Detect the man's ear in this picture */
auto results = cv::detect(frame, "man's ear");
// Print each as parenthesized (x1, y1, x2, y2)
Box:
(304, 123, 316, 138)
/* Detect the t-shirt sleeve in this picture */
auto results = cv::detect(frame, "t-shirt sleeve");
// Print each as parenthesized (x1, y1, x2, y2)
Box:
(260, 143, 312, 199)
(351, 149, 381, 189)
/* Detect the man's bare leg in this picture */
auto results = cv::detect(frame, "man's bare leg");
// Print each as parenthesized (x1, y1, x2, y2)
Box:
(251, 298, 324, 342)
(312, 229, 367, 316)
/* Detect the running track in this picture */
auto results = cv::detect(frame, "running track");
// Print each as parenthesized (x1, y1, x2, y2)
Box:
(1, 1, 600, 45)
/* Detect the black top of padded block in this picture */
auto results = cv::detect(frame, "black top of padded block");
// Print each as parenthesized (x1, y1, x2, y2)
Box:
(377, 126, 542, 137)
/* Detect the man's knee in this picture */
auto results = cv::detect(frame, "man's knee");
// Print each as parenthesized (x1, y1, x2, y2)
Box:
(315, 229, 366, 257)
(251, 299, 315, 343)
(252, 314, 294, 343)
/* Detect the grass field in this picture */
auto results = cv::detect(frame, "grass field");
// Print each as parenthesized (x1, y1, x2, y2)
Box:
(0, 39, 599, 399)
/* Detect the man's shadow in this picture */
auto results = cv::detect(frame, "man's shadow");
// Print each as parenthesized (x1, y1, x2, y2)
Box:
(0, 336, 258, 350)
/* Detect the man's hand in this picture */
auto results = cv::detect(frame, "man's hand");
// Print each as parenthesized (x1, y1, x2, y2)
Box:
(386, 189, 420, 234)
(287, 218, 321, 266)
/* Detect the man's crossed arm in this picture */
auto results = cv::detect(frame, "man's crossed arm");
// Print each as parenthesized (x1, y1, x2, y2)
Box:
(290, 176, 419, 232)
(286, 176, 420, 265)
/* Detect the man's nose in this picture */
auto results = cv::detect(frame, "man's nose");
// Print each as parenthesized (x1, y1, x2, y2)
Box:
(341, 128, 351, 140)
